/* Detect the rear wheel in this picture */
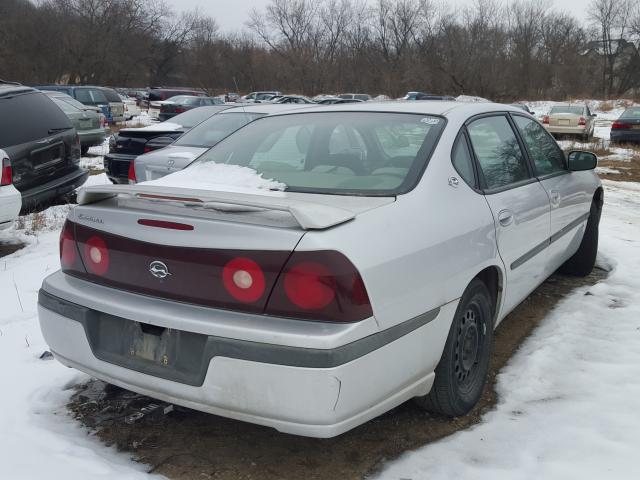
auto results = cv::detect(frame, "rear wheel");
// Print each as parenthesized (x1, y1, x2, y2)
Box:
(559, 200, 601, 276)
(415, 279, 494, 417)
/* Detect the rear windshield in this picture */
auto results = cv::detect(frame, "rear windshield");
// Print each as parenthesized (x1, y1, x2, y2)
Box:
(168, 96, 200, 105)
(185, 112, 445, 195)
(100, 88, 122, 103)
(0, 91, 71, 147)
(75, 88, 108, 105)
(175, 112, 266, 147)
(56, 96, 88, 110)
(549, 106, 584, 115)
(621, 107, 640, 118)
(169, 106, 225, 129)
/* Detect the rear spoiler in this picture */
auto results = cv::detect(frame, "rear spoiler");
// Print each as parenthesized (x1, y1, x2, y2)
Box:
(77, 184, 355, 230)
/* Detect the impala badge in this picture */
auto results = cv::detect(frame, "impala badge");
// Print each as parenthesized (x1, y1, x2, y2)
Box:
(149, 261, 171, 279)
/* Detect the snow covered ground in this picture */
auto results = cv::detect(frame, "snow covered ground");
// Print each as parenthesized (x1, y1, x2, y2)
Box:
(377, 180, 640, 479)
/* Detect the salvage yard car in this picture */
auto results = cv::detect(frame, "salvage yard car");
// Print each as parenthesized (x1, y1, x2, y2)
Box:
(38, 102, 602, 438)
(1, 82, 87, 211)
(105, 105, 232, 184)
(542, 104, 596, 140)
(610, 107, 640, 144)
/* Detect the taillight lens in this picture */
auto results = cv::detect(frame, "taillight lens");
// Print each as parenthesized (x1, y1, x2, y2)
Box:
(222, 257, 266, 303)
(175, 107, 185, 113)
(578, 117, 586, 126)
(59, 221, 78, 268)
(83, 235, 110, 276)
(1, 157, 12, 186)
(542, 115, 549, 124)
(143, 146, 153, 153)
(128, 161, 137, 183)
(612, 121, 630, 130)
(266, 251, 373, 322)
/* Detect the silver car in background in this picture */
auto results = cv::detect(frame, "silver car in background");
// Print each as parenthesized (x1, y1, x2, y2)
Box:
(543, 104, 596, 140)
(38, 102, 602, 438)
(134, 104, 319, 183)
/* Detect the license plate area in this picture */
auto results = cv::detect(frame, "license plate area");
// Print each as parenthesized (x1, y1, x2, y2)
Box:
(85, 312, 209, 386)
(32, 142, 64, 169)
(632, 125, 640, 130)
(559, 119, 571, 125)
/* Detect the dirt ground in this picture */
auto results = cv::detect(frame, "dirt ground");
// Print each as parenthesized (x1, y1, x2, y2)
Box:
(67, 266, 608, 480)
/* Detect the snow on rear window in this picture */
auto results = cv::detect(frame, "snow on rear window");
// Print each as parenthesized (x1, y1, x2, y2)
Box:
(143, 162, 286, 193)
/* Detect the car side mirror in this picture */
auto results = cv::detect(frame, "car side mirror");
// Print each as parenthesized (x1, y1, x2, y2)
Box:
(568, 151, 597, 171)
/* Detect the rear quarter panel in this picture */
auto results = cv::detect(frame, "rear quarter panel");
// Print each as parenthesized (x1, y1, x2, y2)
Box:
(296, 124, 502, 330)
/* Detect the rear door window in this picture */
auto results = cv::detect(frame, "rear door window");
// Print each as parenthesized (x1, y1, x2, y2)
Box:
(451, 133, 476, 188)
(0, 92, 71, 147)
(513, 116, 567, 176)
(467, 115, 531, 190)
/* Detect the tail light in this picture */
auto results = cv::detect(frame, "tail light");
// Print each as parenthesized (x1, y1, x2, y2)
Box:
(128, 161, 137, 183)
(542, 115, 549, 124)
(223, 257, 266, 303)
(265, 251, 372, 322)
(1, 156, 12, 186)
(83, 235, 110, 276)
(175, 107, 185, 113)
(59, 221, 83, 271)
(612, 121, 630, 130)
(100, 113, 108, 128)
(579, 117, 586, 126)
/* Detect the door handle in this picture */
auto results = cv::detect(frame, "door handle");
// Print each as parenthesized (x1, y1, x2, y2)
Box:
(498, 209, 514, 227)
(550, 190, 561, 206)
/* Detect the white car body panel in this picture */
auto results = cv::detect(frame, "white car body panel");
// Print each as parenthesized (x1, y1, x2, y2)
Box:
(38, 102, 602, 437)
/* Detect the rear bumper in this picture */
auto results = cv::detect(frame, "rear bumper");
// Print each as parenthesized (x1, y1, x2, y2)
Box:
(0, 184, 21, 228)
(610, 131, 640, 143)
(544, 125, 588, 135)
(104, 153, 134, 184)
(38, 271, 455, 437)
(20, 168, 88, 209)
(78, 129, 107, 147)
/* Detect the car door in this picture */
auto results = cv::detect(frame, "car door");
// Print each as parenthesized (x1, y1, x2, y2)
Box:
(511, 114, 593, 274)
(467, 114, 551, 315)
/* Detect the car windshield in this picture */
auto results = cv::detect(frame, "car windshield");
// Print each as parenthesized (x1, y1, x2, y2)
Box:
(168, 106, 226, 129)
(549, 106, 584, 115)
(621, 107, 640, 119)
(175, 111, 266, 148)
(182, 112, 445, 195)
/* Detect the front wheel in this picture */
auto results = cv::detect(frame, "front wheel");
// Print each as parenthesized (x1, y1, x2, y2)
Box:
(415, 279, 494, 417)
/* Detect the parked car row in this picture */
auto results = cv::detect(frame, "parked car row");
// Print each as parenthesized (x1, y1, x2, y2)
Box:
(0, 81, 88, 220)
(38, 99, 602, 439)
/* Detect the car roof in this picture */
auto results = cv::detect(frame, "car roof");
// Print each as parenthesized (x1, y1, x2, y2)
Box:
(264, 100, 524, 120)
(222, 103, 319, 114)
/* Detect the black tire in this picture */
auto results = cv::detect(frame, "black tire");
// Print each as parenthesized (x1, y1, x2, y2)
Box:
(559, 200, 601, 276)
(415, 279, 494, 417)
(81, 146, 89, 156)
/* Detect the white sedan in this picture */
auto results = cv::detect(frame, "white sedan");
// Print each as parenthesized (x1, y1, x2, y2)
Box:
(0, 149, 21, 230)
(38, 102, 601, 437)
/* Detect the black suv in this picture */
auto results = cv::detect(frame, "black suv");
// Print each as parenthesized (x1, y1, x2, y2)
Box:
(0, 82, 88, 210)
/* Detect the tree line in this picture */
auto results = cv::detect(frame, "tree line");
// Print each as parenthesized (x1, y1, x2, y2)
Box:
(1, 0, 640, 101)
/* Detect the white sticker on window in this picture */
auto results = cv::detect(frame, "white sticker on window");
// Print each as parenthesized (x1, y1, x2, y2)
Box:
(420, 118, 440, 125)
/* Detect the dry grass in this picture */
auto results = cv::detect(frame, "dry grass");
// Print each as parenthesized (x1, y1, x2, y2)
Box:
(598, 101, 614, 112)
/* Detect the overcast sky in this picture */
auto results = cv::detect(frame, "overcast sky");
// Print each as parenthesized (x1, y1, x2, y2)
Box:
(164, 0, 591, 32)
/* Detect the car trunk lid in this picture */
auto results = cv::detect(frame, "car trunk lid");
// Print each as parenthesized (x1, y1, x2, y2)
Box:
(136, 146, 207, 182)
(114, 126, 183, 155)
(549, 114, 580, 127)
(67, 185, 392, 312)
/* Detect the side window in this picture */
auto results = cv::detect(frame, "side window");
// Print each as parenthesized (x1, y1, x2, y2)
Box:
(513, 116, 566, 176)
(467, 116, 530, 190)
(451, 133, 476, 188)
